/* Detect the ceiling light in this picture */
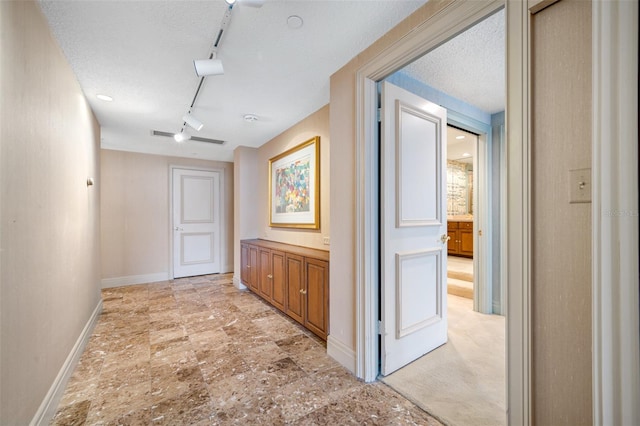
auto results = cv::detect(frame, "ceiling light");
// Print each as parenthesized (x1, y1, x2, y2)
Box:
(225, 0, 236, 4)
(193, 58, 224, 77)
(183, 114, 204, 131)
(243, 114, 259, 122)
(96, 94, 113, 102)
(174, 132, 190, 142)
(463, 153, 471, 157)
(287, 15, 304, 29)
(456, 135, 465, 140)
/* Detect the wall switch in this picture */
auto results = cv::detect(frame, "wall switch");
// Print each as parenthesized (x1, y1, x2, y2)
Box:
(568, 168, 591, 204)
(323, 236, 330, 245)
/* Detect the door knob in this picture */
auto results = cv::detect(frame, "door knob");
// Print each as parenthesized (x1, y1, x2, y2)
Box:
(440, 234, 451, 244)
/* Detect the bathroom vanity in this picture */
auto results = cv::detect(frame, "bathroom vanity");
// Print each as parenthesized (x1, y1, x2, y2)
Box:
(447, 217, 474, 258)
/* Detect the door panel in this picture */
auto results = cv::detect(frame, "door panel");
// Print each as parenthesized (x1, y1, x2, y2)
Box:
(305, 258, 328, 339)
(248, 245, 259, 291)
(271, 251, 286, 310)
(258, 248, 272, 299)
(172, 169, 220, 278)
(285, 254, 304, 324)
(380, 81, 448, 376)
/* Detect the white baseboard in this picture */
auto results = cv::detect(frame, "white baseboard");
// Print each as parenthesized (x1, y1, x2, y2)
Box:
(101, 272, 169, 289)
(233, 276, 247, 290)
(31, 299, 103, 426)
(327, 335, 356, 375)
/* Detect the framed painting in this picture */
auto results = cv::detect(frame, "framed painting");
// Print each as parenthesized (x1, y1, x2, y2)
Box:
(269, 136, 320, 229)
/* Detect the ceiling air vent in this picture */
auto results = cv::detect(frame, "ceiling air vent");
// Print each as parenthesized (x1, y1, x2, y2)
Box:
(151, 130, 225, 145)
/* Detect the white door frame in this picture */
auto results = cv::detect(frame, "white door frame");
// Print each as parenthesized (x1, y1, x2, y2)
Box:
(354, 0, 503, 379)
(169, 165, 226, 280)
(356, 1, 638, 424)
(590, 0, 639, 423)
(447, 112, 493, 314)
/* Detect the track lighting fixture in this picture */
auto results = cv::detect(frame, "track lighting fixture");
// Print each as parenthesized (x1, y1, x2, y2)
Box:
(193, 58, 224, 77)
(182, 114, 204, 131)
(174, 132, 190, 142)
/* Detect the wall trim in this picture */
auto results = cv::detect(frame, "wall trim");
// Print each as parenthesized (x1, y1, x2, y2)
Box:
(327, 335, 356, 375)
(591, 1, 640, 424)
(101, 272, 169, 288)
(31, 299, 103, 426)
(232, 275, 247, 291)
(506, 1, 532, 424)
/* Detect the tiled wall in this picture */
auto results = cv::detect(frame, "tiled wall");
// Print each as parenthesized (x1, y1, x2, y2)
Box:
(447, 160, 471, 215)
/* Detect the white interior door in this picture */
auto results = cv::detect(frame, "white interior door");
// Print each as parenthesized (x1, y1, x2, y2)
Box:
(380, 81, 448, 375)
(172, 168, 220, 278)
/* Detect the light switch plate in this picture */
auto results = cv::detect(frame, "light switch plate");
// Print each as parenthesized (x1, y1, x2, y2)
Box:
(568, 168, 591, 203)
(323, 236, 330, 245)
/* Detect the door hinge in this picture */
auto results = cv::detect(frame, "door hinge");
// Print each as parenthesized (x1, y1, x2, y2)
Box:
(377, 108, 381, 122)
(377, 320, 383, 335)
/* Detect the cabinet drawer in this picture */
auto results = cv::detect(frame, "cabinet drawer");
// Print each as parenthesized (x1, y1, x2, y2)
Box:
(460, 221, 473, 229)
(447, 221, 459, 230)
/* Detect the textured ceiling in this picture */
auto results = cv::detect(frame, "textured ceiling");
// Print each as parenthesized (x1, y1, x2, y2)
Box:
(39, 1, 503, 162)
(39, 0, 427, 161)
(403, 8, 505, 114)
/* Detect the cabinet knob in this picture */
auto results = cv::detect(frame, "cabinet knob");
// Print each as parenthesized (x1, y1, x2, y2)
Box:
(267, 274, 273, 279)
(300, 289, 307, 295)
(247, 265, 251, 268)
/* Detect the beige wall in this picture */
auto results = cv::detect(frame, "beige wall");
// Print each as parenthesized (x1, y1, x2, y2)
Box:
(531, 0, 592, 423)
(0, 1, 102, 423)
(233, 146, 259, 285)
(329, 0, 453, 364)
(101, 150, 234, 284)
(233, 105, 330, 284)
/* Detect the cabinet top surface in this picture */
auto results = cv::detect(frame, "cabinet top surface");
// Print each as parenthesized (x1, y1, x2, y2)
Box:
(241, 239, 329, 261)
(447, 215, 474, 223)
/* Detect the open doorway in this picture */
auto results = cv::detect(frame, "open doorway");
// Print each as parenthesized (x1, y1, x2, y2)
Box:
(376, 9, 506, 426)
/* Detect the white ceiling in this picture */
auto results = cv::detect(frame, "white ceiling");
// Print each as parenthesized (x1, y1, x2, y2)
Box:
(402, 8, 505, 114)
(447, 126, 477, 164)
(39, 1, 504, 163)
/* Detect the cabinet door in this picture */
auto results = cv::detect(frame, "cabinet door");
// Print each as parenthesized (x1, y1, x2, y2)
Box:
(285, 253, 305, 324)
(240, 244, 250, 285)
(271, 251, 286, 310)
(248, 245, 259, 291)
(258, 248, 272, 299)
(304, 258, 329, 340)
(447, 229, 456, 255)
(459, 229, 474, 257)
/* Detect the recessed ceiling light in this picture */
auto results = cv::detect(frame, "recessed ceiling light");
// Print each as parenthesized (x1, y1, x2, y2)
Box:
(96, 94, 113, 102)
(243, 114, 259, 122)
(456, 135, 465, 140)
(287, 15, 303, 29)
(463, 152, 471, 157)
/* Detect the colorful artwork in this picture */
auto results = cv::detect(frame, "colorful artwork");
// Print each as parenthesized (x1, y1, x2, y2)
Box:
(274, 155, 311, 213)
(269, 136, 320, 229)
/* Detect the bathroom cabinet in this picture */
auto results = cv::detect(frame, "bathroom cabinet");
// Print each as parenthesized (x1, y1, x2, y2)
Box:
(447, 221, 474, 258)
(240, 239, 329, 340)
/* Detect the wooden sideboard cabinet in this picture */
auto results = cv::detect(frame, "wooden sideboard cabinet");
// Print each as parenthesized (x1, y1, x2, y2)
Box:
(240, 239, 329, 340)
(447, 221, 474, 258)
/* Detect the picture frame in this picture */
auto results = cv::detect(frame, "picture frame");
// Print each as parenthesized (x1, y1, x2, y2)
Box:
(269, 136, 320, 229)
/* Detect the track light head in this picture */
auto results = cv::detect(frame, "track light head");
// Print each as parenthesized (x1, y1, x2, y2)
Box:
(194, 58, 224, 77)
(174, 132, 190, 142)
(182, 114, 204, 131)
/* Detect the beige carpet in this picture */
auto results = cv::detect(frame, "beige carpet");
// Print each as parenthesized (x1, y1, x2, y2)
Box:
(381, 294, 506, 426)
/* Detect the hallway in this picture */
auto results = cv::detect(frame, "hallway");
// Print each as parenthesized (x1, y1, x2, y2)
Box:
(52, 274, 442, 425)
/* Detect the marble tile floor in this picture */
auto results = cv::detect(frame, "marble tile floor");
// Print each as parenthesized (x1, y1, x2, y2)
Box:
(51, 273, 442, 425)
